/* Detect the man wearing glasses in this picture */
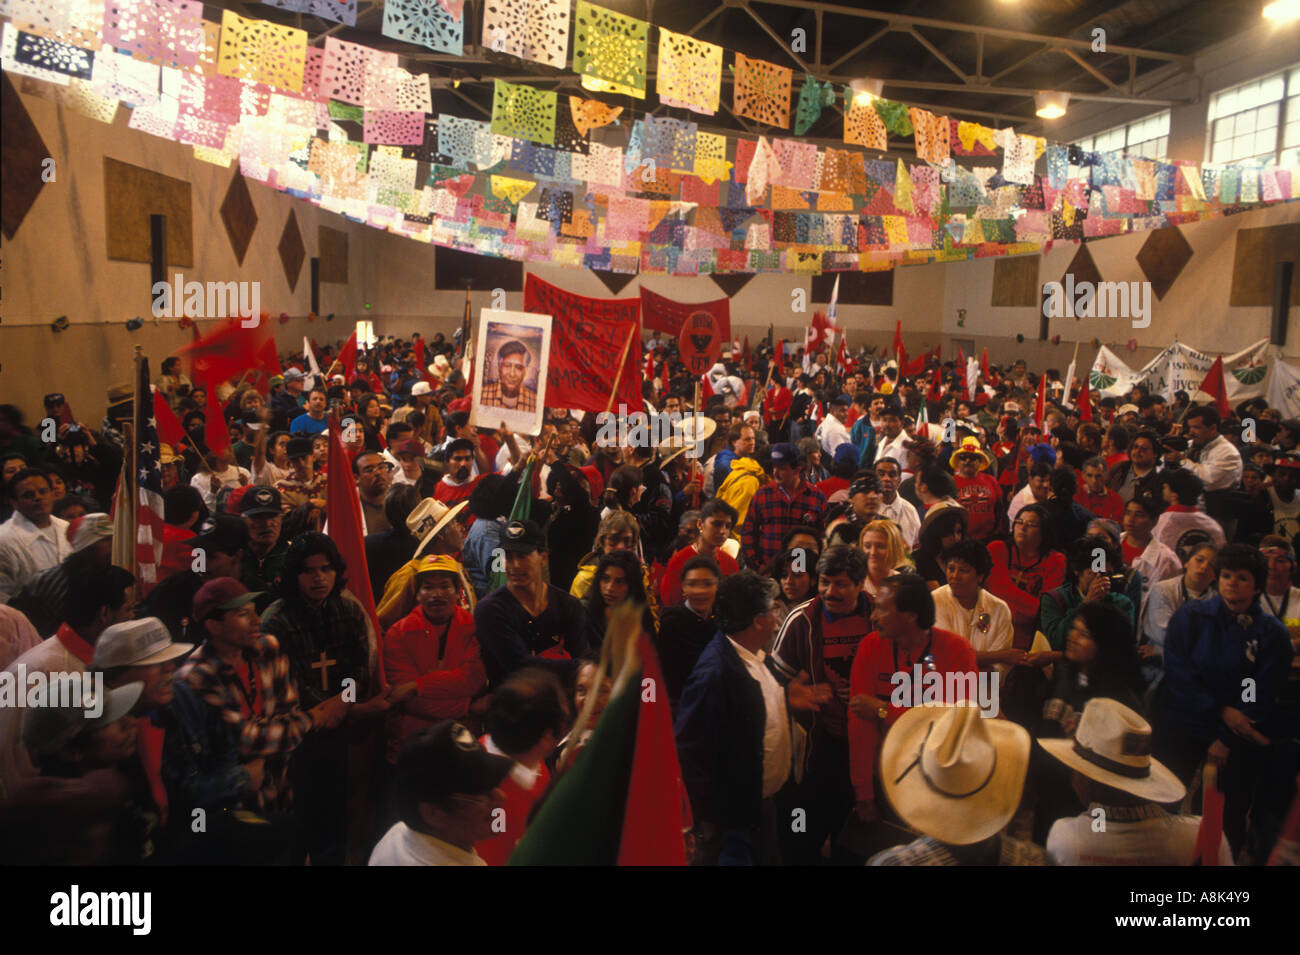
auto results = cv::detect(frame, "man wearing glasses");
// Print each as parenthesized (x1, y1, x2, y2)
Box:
(354, 450, 395, 534)
(480, 341, 537, 413)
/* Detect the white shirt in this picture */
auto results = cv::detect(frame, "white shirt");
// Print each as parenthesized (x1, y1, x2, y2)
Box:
(1178, 435, 1242, 492)
(931, 586, 1014, 676)
(1141, 576, 1211, 686)
(0, 512, 71, 603)
(1260, 585, 1300, 624)
(190, 466, 251, 510)
(874, 429, 908, 466)
(878, 494, 921, 549)
(815, 415, 852, 457)
(1268, 487, 1300, 539)
(726, 636, 791, 799)
(1047, 804, 1232, 866)
(1151, 508, 1226, 554)
(1127, 535, 1181, 607)
(1006, 484, 1041, 525)
(0, 630, 87, 801)
(368, 823, 487, 866)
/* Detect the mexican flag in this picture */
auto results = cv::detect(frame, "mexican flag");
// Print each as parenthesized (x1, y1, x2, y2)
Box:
(509, 620, 689, 866)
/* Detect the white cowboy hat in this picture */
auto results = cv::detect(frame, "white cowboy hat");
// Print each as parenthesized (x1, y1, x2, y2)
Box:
(1039, 698, 1185, 804)
(673, 414, 717, 446)
(406, 497, 469, 559)
(882, 703, 1031, 845)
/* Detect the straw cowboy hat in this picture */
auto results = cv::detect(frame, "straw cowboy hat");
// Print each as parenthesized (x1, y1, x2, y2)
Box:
(948, 436, 994, 471)
(1039, 698, 1185, 805)
(882, 703, 1031, 845)
(406, 497, 469, 559)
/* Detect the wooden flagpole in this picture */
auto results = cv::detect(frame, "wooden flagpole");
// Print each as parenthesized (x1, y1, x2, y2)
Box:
(690, 382, 702, 509)
(603, 326, 637, 414)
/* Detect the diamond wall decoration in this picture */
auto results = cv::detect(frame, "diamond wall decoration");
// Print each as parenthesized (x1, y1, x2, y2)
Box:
(1, 71, 50, 239)
(219, 168, 258, 265)
(279, 208, 306, 291)
(1136, 226, 1193, 301)
(1060, 242, 1102, 293)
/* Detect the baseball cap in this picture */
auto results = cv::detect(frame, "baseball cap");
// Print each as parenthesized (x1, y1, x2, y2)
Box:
(832, 443, 859, 469)
(43, 393, 66, 407)
(500, 519, 547, 554)
(192, 577, 262, 624)
(771, 442, 801, 466)
(283, 368, 306, 382)
(22, 681, 143, 755)
(394, 438, 426, 458)
(92, 617, 194, 669)
(238, 485, 282, 517)
(396, 721, 512, 804)
(66, 513, 113, 553)
(286, 435, 315, 459)
(183, 514, 250, 555)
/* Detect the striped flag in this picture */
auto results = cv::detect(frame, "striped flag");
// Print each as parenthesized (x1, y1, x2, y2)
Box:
(130, 356, 166, 589)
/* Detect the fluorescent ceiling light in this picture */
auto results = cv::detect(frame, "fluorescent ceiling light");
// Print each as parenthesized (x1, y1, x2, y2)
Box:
(1263, 0, 1300, 21)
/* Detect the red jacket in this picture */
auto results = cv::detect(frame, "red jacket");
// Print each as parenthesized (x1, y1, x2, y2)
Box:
(475, 736, 551, 866)
(382, 605, 485, 760)
(848, 627, 978, 803)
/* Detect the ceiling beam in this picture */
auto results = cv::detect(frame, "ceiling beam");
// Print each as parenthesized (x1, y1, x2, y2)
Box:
(740, 2, 813, 74)
(826, 25, 891, 72)
(747, 0, 1192, 64)
(906, 27, 969, 84)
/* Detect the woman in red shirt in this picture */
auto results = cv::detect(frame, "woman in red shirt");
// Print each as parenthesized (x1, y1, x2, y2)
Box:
(986, 503, 1066, 651)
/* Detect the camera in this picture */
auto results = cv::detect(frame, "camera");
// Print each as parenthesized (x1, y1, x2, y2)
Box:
(1107, 572, 1127, 592)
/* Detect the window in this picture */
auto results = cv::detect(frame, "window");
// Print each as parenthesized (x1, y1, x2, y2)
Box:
(1207, 66, 1299, 165)
(1074, 111, 1170, 160)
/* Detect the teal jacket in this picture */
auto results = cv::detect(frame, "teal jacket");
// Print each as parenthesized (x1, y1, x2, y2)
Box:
(1039, 585, 1136, 652)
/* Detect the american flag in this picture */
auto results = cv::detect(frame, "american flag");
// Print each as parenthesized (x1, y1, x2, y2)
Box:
(113, 356, 166, 589)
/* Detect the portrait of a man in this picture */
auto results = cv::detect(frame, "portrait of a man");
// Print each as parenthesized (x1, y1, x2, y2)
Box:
(479, 339, 537, 413)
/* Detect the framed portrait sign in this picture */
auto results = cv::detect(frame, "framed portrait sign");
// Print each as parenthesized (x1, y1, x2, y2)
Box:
(471, 309, 551, 437)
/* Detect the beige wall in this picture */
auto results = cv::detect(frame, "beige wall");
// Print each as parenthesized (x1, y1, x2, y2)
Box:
(3, 83, 1297, 433)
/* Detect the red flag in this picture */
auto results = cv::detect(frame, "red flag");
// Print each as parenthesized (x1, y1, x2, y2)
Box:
(338, 329, 358, 382)
(175, 321, 259, 389)
(617, 634, 690, 866)
(325, 413, 384, 685)
(1034, 374, 1047, 432)
(836, 336, 848, 377)
(701, 371, 715, 400)
(981, 348, 990, 381)
(805, 311, 832, 353)
(152, 389, 185, 447)
(928, 365, 942, 400)
(1077, 375, 1093, 422)
(254, 335, 281, 391)
(892, 320, 904, 361)
(414, 336, 427, 380)
(644, 349, 655, 383)
(1198, 356, 1231, 417)
(202, 385, 232, 460)
(1196, 764, 1226, 865)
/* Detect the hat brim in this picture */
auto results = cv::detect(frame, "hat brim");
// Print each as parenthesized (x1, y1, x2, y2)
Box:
(196, 590, 261, 623)
(132, 641, 196, 667)
(241, 507, 281, 518)
(949, 449, 993, 471)
(414, 499, 469, 559)
(92, 682, 145, 730)
(1039, 738, 1186, 804)
(881, 706, 1031, 846)
(459, 751, 513, 795)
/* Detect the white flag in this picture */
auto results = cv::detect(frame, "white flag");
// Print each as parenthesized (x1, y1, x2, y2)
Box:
(303, 336, 322, 390)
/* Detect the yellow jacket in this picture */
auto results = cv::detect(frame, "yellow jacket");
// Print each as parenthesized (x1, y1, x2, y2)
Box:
(717, 456, 767, 531)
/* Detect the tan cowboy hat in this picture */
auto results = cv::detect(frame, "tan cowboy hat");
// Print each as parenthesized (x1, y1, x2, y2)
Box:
(1039, 698, 1185, 804)
(406, 497, 469, 558)
(882, 703, 1031, 845)
(948, 436, 993, 471)
(673, 414, 717, 445)
(656, 434, 693, 467)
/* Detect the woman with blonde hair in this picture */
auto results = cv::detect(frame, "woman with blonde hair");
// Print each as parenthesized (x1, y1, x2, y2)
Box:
(859, 519, 914, 599)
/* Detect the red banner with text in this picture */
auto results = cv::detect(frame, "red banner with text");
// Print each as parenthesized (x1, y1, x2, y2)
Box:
(639, 287, 732, 340)
(524, 275, 643, 414)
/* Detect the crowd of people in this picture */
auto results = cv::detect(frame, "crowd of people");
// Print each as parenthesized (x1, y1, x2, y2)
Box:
(0, 327, 1297, 867)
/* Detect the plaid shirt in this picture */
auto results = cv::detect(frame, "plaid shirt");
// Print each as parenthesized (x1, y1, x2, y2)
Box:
(261, 593, 377, 709)
(478, 381, 537, 413)
(740, 479, 826, 567)
(869, 834, 1052, 866)
(174, 634, 313, 811)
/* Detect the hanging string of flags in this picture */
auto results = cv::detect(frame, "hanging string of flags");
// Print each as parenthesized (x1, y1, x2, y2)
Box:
(4, 0, 1297, 275)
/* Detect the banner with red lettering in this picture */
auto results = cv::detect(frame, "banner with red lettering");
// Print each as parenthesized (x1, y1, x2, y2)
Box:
(639, 287, 731, 341)
(524, 275, 643, 414)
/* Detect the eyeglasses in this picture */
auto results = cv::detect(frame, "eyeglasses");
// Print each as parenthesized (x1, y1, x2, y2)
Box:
(359, 462, 394, 475)
(1012, 519, 1041, 529)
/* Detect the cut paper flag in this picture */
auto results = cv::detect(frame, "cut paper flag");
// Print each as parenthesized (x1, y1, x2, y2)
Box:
(569, 95, 622, 136)
(263, 1, 358, 27)
(491, 78, 557, 145)
(382, 0, 463, 54)
(482, 0, 571, 68)
(217, 9, 307, 92)
(894, 158, 914, 214)
(909, 107, 949, 165)
(873, 98, 912, 137)
(655, 28, 721, 116)
(734, 52, 792, 128)
(795, 74, 835, 136)
(572, 0, 648, 99)
(746, 135, 779, 207)
(490, 174, 536, 205)
(844, 91, 887, 151)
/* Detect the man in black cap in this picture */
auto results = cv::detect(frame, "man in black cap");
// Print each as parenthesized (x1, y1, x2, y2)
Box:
(369, 720, 511, 866)
(473, 520, 589, 688)
(238, 486, 288, 604)
(138, 514, 248, 641)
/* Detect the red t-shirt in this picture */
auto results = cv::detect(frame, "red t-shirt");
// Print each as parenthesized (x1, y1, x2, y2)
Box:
(955, 473, 1002, 540)
(817, 476, 849, 499)
(1121, 537, 1144, 566)
(475, 738, 550, 866)
(1075, 487, 1124, 522)
(658, 544, 739, 607)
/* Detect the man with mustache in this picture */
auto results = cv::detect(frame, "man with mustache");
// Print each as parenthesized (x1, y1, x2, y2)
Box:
(480, 341, 537, 413)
